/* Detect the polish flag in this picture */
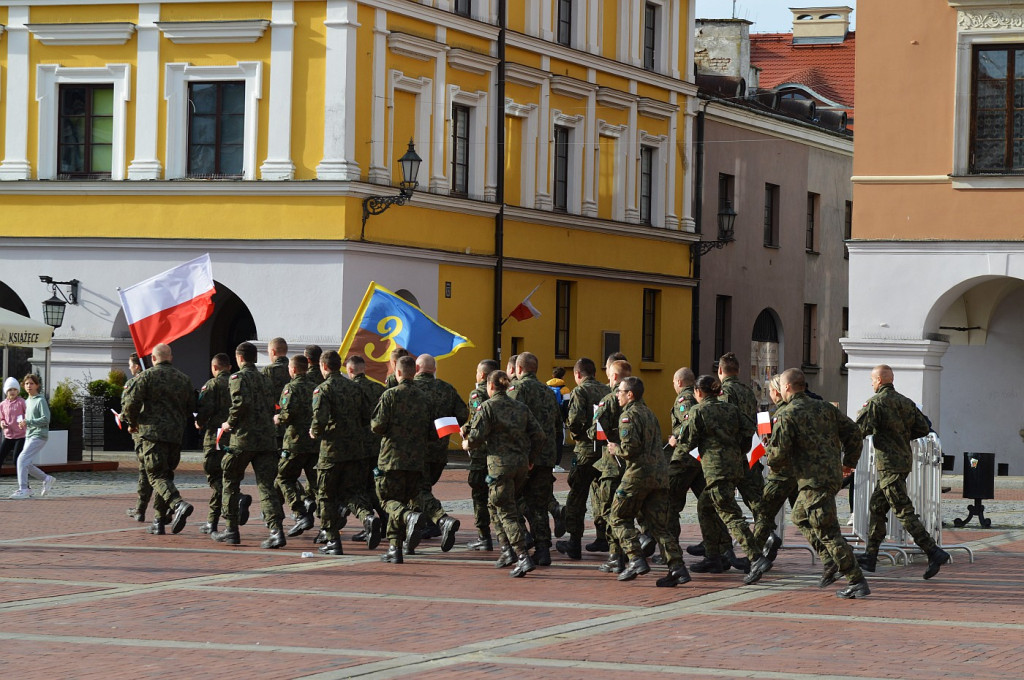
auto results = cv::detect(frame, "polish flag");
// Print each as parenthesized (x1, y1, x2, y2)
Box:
(508, 283, 542, 321)
(435, 416, 461, 438)
(689, 447, 701, 461)
(117, 254, 216, 357)
(747, 434, 766, 469)
(593, 405, 607, 441)
(110, 409, 122, 430)
(757, 411, 772, 436)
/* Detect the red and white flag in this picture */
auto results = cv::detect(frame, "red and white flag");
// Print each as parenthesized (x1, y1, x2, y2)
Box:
(593, 405, 607, 441)
(757, 411, 772, 436)
(508, 283, 542, 322)
(110, 409, 122, 430)
(689, 447, 701, 461)
(747, 434, 766, 469)
(435, 416, 460, 438)
(117, 254, 216, 357)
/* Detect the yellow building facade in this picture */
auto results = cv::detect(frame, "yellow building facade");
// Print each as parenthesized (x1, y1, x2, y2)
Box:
(0, 0, 699, 424)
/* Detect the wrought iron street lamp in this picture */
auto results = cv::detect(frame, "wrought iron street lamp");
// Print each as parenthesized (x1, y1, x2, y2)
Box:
(360, 140, 422, 239)
(695, 200, 738, 257)
(39, 276, 79, 330)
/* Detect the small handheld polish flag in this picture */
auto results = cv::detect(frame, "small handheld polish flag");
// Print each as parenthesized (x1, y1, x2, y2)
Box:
(435, 416, 461, 438)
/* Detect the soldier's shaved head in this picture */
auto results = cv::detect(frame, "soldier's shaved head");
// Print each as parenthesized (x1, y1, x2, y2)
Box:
(574, 357, 596, 377)
(608, 360, 631, 381)
(212, 353, 231, 370)
(397, 355, 417, 379)
(321, 350, 342, 372)
(152, 343, 172, 363)
(673, 367, 695, 386)
(268, 337, 288, 357)
(416, 354, 436, 374)
(236, 342, 257, 364)
(718, 352, 740, 376)
(781, 368, 806, 391)
(516, 352, 539, 373)
(290, 355, 309, 372)
(872, 365, 894, 384)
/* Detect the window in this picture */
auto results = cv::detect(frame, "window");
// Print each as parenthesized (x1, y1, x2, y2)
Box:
(763, 183, 780, 247)
(844, 200, 853, 259)
(643, 3, 657, 71)
(718, 173, 734, 213)
(453, 0, 471, 17)
(841, 307, 849, 375)
(553, 125, 570, 211)
(806, 192, 819, 252)
(187, 81, 245, 177)
(970, 45, 1024, 173)
(802, 304, 818, 367)
(714, 295, 732, 362)
(452, 104, 470, 195)
(58, 84, 114, 178)
(641, 288, 659, 361)
(555, 280, 572, 358)
(557, 0, 572, 47)
(639, 146, 654, 225)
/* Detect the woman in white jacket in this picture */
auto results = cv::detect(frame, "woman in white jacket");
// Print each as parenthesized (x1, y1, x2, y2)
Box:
(10, 374, 56, 499)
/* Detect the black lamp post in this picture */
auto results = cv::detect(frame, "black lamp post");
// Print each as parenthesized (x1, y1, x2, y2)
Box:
(361, 140, 422, 239)
(39, 276, 79, 330)
(695, 201, 738, 257)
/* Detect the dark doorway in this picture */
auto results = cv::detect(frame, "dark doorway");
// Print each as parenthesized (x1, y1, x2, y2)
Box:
(1, 281, 34, 381)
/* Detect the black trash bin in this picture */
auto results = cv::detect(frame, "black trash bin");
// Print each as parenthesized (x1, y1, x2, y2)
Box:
(954, 452, 995, 527)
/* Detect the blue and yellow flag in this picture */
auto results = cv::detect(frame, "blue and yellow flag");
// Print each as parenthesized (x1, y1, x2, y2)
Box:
(340, 282, 474, 384)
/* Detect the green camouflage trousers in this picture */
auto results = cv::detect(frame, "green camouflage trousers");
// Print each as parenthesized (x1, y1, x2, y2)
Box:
(337, 458, 375, 522)
(276, 449, 313, 515)
(133, 440, 154, 515)
(564, 454, 602, 538)
(140, 439, 183, 519)
(467, 468, 491, 533)
(414, 457, 448, 524)
(667, 461, 706, 542)
(522, 466, 554, 550)
(866, 471, 937, 555)
(609, 481, 683, 568)
(791, 487, 863, 581)
(222, 449, 284, 531)
(376, 468, 423, 543)
(699, 479, 760, 559)
(488, 465, 529, 554)
(202, 447, 224, 523)
(597, 461, 624, 553)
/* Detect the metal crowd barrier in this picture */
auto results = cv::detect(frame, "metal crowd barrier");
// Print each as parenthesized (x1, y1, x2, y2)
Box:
(851, 434, 973, 565)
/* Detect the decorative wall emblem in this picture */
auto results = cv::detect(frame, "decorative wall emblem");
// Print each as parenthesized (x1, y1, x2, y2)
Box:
(958, 10, 1024, 31)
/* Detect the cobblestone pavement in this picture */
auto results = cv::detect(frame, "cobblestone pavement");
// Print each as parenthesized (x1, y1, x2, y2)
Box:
(1, 457, 1022, 679)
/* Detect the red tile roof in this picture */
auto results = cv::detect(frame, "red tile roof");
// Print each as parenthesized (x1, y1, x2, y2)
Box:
(750, 32, 856, 111)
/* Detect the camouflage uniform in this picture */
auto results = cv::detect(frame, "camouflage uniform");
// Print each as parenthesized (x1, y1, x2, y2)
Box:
(311, 370, 372, 541)
(121, 361, 196, 518)
(352, 373, 387, 518)
(223, 364, 284, 532)
(307, 363, 325, 385)
(122, 372, 153, 518)
(464, 381, 492, 535)
(413, 373, 469, 524)
(371, 381, 433, 544)
(508, 371, 561, 551)
(196, 368, 232, 524)
(767, 391, 864, 582)
(667, 385, 706, 541)
(563, 376, 612, 538)
(465, 391, 545, 556)
(718, 375, 764, 547)
(262, 356, 290, 447)
(856, 383, 936, 556)
(675, 395, 761, 560)
(275, 372, 318, 517)
(589, 386, 627, 555)
(610, 398, 684, 568)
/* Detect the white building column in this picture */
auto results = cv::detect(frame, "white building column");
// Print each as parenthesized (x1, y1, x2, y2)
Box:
(678, 96, 696, 231)
(664, 93, 679, 229)
(317, 0, 361, 180)
(0, 7, 32, 180)
(535, 61, 552, 210)
(128, 3, 163, 179)
(624, 93, 639, 223)
(581, 73, 597, 217)
(430, 26, 449, 193)
(368, 9, 389, 183)
(260, 1, 297, 180)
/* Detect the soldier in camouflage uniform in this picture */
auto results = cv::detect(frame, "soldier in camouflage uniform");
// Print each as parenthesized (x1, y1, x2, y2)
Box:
(275, 355, 318, 538)
(121, 343, 195, 536)
(607, 377, 691, 586)
(371, 355, 432, 564)
(856, 364, 949, 580)
(310, 350, 378, 555)
(556, 357, 611, 559)
(122, 353, 151, 524)
(508, 352, 561, 566)
(412, 354, 468, 553)
(262, 337, 290, 449)
(761, 368, 869, 597)
(463, 370, 546, 577)
(666, 368, 706, 544)
(383, 347, 411, 389)
(195, 353, 233, 534)
(304, 344, 324, 384)
(674, 375, 763, 579)
(347, 354, 387, 543)
(462, 359, 500, 550)
(211, 342, 286, 549)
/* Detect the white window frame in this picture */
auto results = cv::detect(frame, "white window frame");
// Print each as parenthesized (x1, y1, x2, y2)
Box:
(447, 86, 488, 198)
(642, 0, 670, 73)
(388, 71, 433, 188)
(164, 61, 262, 180)
(639, 130, 667, 227)
(552, 111, 584, 215)
(36, 64, 131, 180)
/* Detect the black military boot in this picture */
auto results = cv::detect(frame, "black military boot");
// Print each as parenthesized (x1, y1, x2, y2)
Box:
(656, 564, 692, 588)
(313, 529, 329, 544)
(724, 548, 751, 573)
(439, 516, 461, 553)
(147, 518, 165, 535)
(555, 534, 582, 560)
(237, 494, 253, 526)
(467, 532, 493, 551)
(261, 529, 287, 549)
(688, 555, 724, 574)
(598, 553, 626, 574)
(495, 545, 516, 568)
(364, 514, 383, 551)
(351, 529, 367, 542)
(211, 526, 241, 545)
(686, 542, 706, 557)
(319, 533, 344, 555)
(287, 511, 314, 537)
(924, 548, 950, 580)
(818, 562, 840, 588)
(404, 512, 426, 555)
(743, 556, 773, 585)
(836, 577, 871, 599)
(510, 552, 536, 578)
(857, 552, 877, 572)
(127, 507, 146, 523)
(524, 531, 535, 551)
(532, 545, 552, 566)
(639, 534, 657, 559)
(586, 537, 609, 553)
(551, 504, 566, 538)
(381, 543, 403, 563)
(199, 519, 218, 535)
(617, 556, 651, 582)
(763, 532, 782, 562)
(169, 501, 194, 535)
(422, 521, 442, 539)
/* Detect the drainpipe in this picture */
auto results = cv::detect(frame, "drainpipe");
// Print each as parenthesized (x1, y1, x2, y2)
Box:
(493, 1, 506, 362)
(690, 99, 710, 372)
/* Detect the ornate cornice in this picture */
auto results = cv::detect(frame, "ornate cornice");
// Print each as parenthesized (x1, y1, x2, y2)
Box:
(957, 8, 1024, 31)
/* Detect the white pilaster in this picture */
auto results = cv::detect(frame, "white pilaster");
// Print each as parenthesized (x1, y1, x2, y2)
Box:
(587, 0, 600, 54)
(260, 1, 296, 180)
(430, 25, 449, 193)
(664, 92, 678, 229)
(369, 9, 389, 183)
(669, 0, 681, 79)
(0, 7, 31, 180)
(535, 59, 552, 210)
(629, 0, 643, 67)
(679, 96, 696, 231)
(128, 3, 163, 180)
(581, 70, 597, 217)
(624, 88, 639, 223)
(317, 0, 361, 180)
